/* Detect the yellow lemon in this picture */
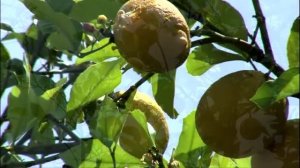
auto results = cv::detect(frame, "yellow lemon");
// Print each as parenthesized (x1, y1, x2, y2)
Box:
(195, 70, 287, 158)
(117, 90, 169, 158)
(113, 0, 190, 72)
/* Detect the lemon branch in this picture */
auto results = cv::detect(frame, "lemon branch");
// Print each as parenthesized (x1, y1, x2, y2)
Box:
(115, 72, 155, 107)
(191, 29, 284, 77)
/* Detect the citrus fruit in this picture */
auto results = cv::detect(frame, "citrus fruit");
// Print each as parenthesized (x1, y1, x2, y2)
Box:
(117, 90, 169, 158)
(195, 70, 288, 158)
(251, 119, 299, 168)
(113, 0, 191, 72)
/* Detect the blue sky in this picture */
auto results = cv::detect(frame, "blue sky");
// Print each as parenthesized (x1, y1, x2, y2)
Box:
(1, 0, 299, 166)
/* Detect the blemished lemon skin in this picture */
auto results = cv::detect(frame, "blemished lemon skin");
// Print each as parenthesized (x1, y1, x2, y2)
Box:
(117, 91, 169, 158)
(195, 70, 288, 158)
(251, 119, 299, 168)
(113, 0, 191, 72)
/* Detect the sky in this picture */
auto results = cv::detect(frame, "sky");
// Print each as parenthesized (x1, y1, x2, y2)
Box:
(1, 0, 299, 167)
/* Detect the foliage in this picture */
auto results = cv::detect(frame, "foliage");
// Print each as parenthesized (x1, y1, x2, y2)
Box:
(0, 0, 299, 167)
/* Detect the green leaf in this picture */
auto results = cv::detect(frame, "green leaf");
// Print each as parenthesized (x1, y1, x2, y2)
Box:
(186, 44, 245, 76)
(29, 122, 55, 146)
(60, 139, 143, 168)
(179, 0, 247, 39)
(151, 70, 178, 119)
(77, 38, 121, 64)
(69, 0, 123, 22)
(21, 0, 82, 51)
(0, 23, 13, 32)
(88, 96, 128, 148)
(7, 86, 51, 142)
(45, 0, 74, 14)
(209, 154, 250, 168)
(287, 17, 299, 68)
(67, 60, 122, 112)
(251, 68, 300, 108)
(41, 78, 67, 119)
(174, 111, 207, 168)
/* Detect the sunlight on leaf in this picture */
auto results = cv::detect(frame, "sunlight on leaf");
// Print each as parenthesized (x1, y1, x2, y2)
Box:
(67, 60, 122, 112)
(251, 67, 300, 108)
(287, 17, 299, 68)
(186, 44, 245, 76)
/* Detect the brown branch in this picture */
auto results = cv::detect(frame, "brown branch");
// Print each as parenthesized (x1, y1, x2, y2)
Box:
(1, 154, 60, 168)
(252, 0, 275, 61)
(191, 29, 284, 77)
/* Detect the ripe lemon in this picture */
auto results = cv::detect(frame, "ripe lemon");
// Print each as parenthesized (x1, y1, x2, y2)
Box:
(113, 0, 191, 72)
(251, 119, 299, 168)
(117, 90, 169, 158)
(195, 70, 288, 158)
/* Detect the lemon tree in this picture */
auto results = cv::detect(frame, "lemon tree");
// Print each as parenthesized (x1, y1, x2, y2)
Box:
(1, 0, 299, 168)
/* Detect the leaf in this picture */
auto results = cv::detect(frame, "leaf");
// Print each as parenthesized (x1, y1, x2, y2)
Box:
(151, 70, 178, 119)
(0, 23, 13, 32)
(41, 78, 67, 119)
(178, 0, 247, 39)
(287, 17, 299, 68)
(7, 86, 51, 142)
(251, 67, 300, 109)
(174, 111, 208, 168)
(186, 44, 245, 76)
(69, 0, 123, 22)
(88, 96, 128, 148)
(209, 154, 251, 168)
(60, 139, 143, 168)
(21, 0, 82, 51)
(67, 60, 122, 112)
(45, 0, 74, 14)
(76, 38, 121, 65)
(29, 122, 55, 146)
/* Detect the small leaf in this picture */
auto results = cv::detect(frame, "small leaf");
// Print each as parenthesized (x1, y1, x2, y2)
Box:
(186, 44, 245, 76)
(251, 68, 300, 108)
(69, 0, 123, 22)
(209, 154, 251, 168)
(151, 70, 178, 119)
(67, 60, 122, 112)
(29, 122, 55, 146)
(77, 38, 121, 64)
(287, 17, 299, 68)
(174, 111, 207, 168)
(60, 139, 143, 168)
(0, 23, 13, 32)
(88, 96, 128, 148)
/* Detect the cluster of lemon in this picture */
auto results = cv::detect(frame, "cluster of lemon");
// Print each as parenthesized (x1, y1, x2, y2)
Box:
(110, 0, 299, 167)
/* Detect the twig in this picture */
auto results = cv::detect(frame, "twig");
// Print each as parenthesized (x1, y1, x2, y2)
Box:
(1, 154, 60, 168)
(252, 0, 275, 61)
(109, 145, 117, 168)
(116, 72, 155, 107)
(46, 115, 81, 143)
(191, 29, 284, 77)
(10, 142, 79, 155)
(78, 41, 111, 57)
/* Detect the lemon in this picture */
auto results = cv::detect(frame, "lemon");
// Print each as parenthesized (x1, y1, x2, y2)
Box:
(251, 119, 299, 168)
(195, 70, 288, 158)
(113, 0, 191, 72)
(117, 90, 169, 158)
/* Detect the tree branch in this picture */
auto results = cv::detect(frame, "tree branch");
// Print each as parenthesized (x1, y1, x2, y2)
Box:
(115, 72, 155, 107)
(1, 154, 60, 168)
(191, 29, 284, 77)
(10, 142, 79, 155)
(252, 0, 275, 61)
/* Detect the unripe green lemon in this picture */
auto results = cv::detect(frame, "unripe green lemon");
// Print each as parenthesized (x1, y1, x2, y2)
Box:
(117, 91, 169, 158)
(251, 119, 299, 168)
(113, 0, 191, 72)
(195, 70, 288, 158)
